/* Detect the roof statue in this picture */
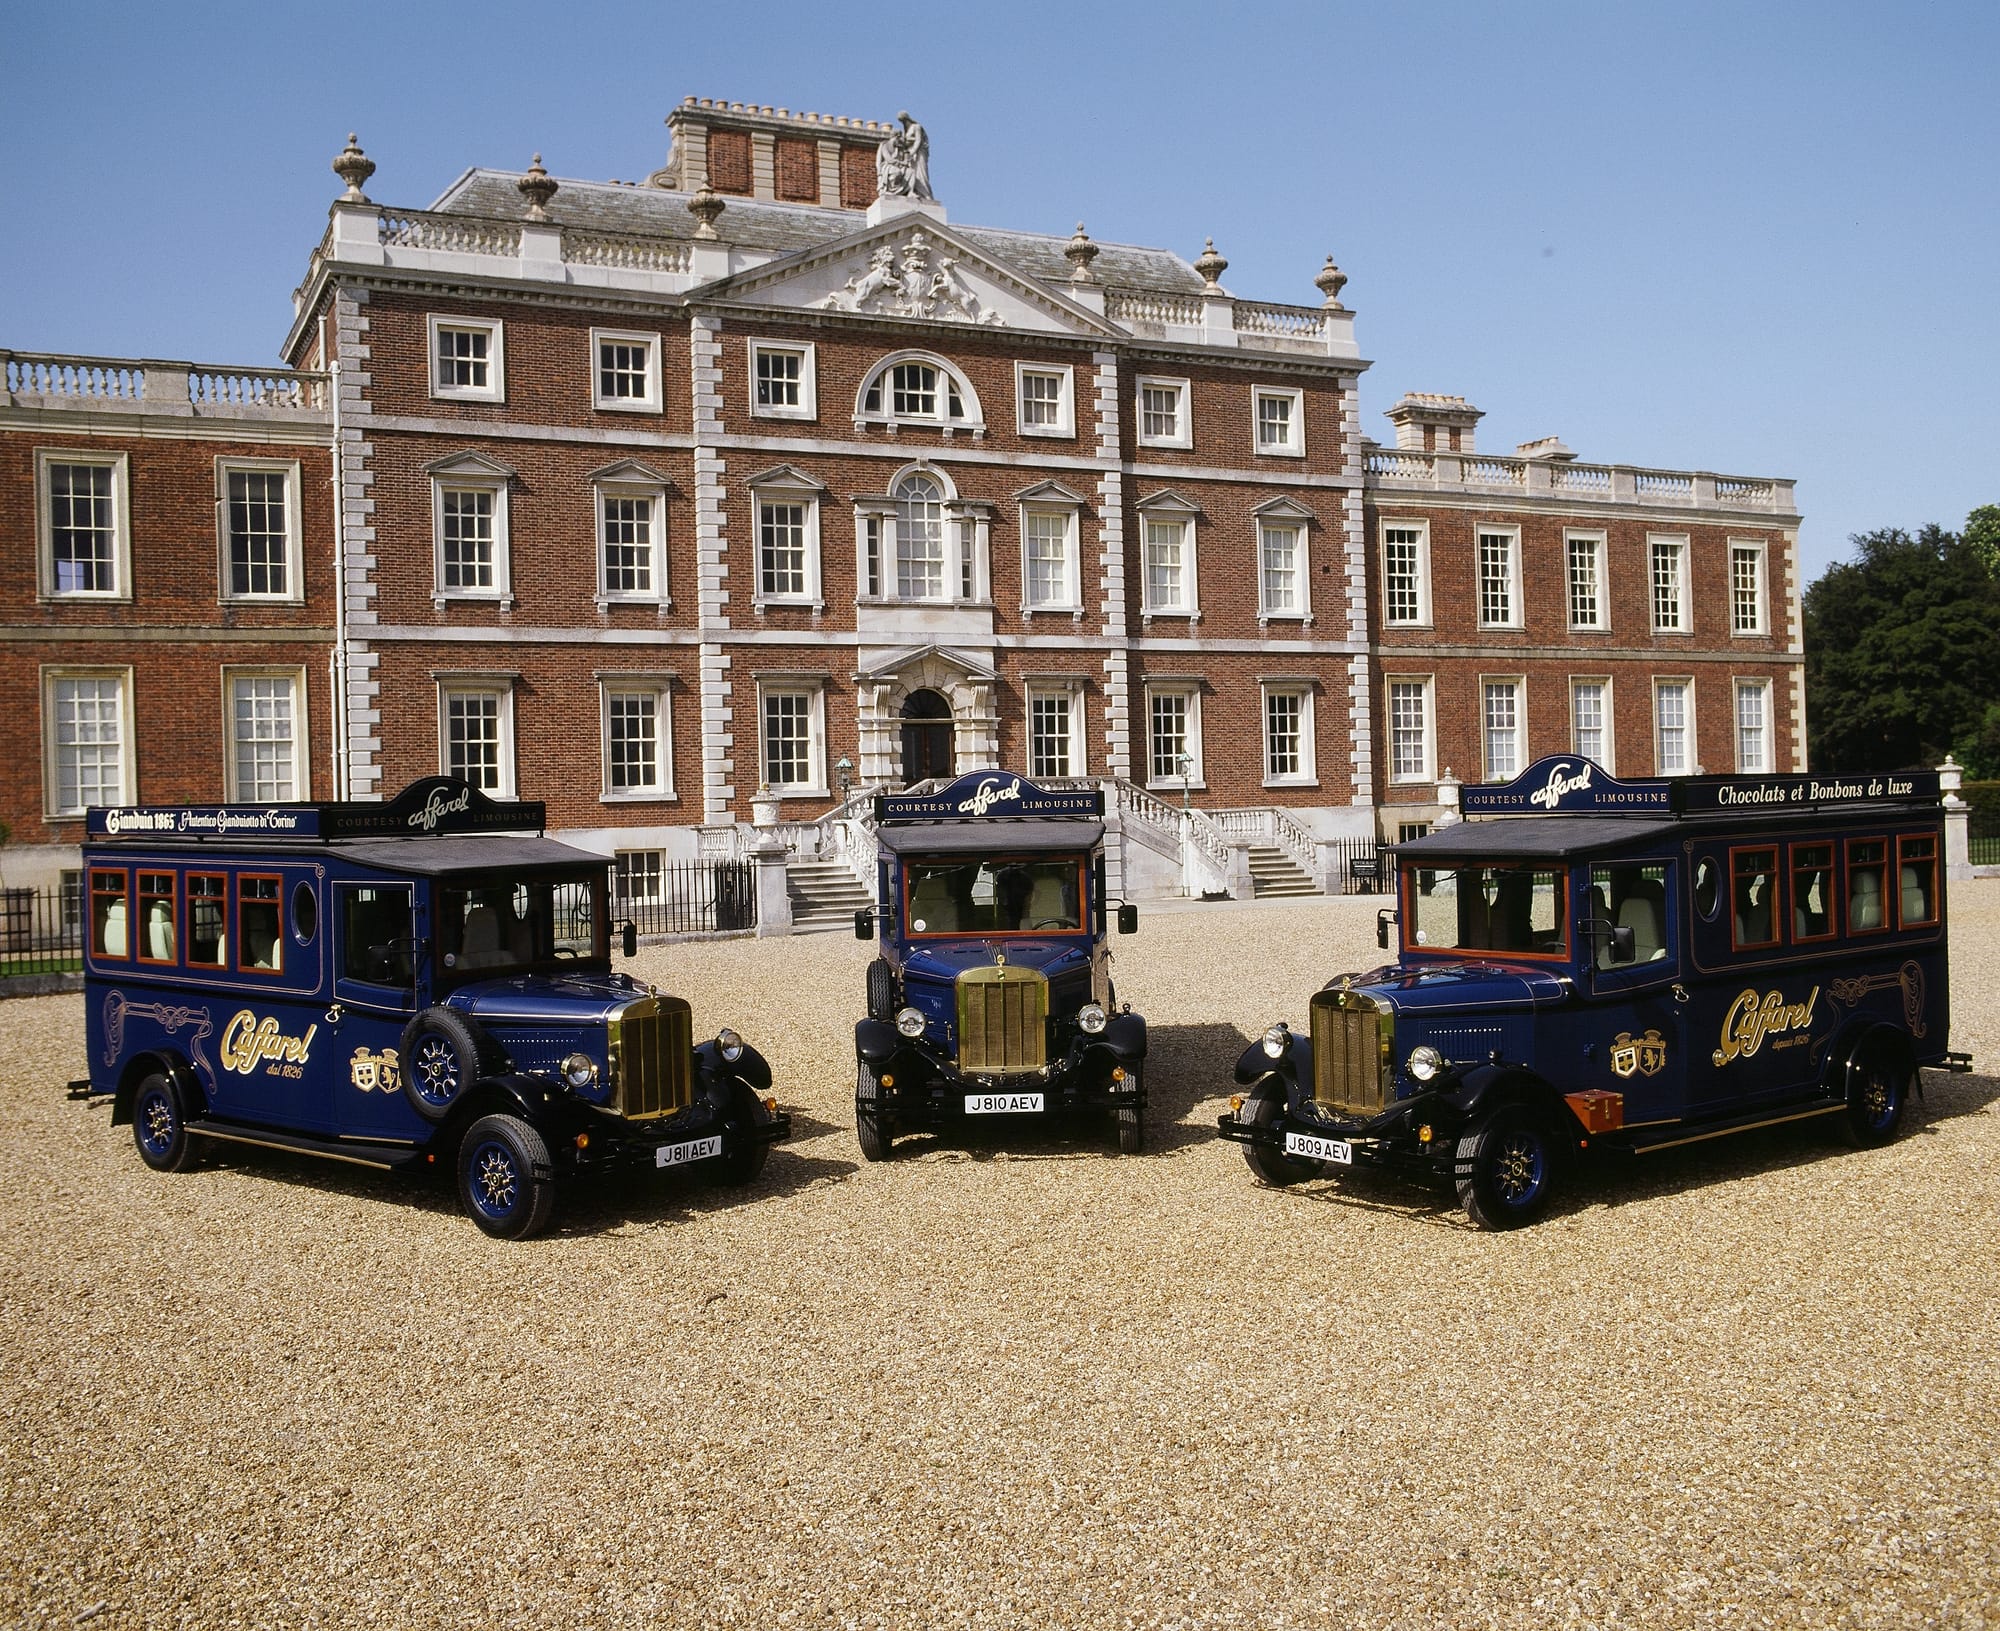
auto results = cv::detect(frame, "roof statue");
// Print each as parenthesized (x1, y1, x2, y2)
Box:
(876, 111, 933, 201)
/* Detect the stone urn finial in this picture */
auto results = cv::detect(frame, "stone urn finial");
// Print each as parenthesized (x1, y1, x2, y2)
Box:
(333, 133, 375, 204)
(1064, 221, 1100, 284)
(1315, 255, 1349, 310)
(687, 183, 725, 241)
(517, 153, 558, 221)
(1194, 236, 1228, 292)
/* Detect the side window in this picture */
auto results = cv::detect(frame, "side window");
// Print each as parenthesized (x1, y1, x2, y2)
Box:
(1591, 863, 1671, 968)
(1790, 843, 1834, 942)
(138, 872, 177, 964)
(1896, 834, 1938, 929)
(340, 886, 415, 989)
(90, 869, 130, 960)
(1846, 838, 1888, 934)
(238, 875, 283, 973)
(1692, 856, 1720, 921)
(1730, 847, 1780, 950)
(188, 875, 228, 967)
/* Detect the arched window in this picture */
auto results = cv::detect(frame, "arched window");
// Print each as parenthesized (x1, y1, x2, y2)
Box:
(895, 472, 946, 598)
(856, 351, 984, 434)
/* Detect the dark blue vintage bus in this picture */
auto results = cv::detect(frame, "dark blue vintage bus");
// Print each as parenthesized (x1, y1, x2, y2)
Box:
(1218, 756, 1970, 1227)
(78, 777, 787, 1238)
(851, 771, 1146, 1156)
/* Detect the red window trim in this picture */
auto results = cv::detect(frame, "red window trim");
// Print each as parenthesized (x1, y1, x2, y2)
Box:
(1895, 832, 1940, 930)
(1787, 841, 1837, 945)
(135, 870, 178, 967)
(1399, 863, 1572, 964)
(235, 870, 285, 977)
(900, 855, 1092, 940)
(185, 872, 229, 969)
(89, 868, 130, 962)
(1727, 844, 1784, 952)
(1843, 835, 1891, 938)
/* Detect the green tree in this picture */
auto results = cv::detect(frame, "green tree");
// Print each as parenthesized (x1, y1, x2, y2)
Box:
(1967, 505, 2000, 576)
(1803, 520, 2000, 773)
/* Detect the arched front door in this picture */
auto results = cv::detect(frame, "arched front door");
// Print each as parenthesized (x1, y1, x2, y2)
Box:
(900, 689, 954, 784)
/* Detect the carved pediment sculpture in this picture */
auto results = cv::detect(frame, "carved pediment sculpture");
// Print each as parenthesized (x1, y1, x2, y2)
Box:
(816, 229, 1004, 325)
(875, 110, 933, 201)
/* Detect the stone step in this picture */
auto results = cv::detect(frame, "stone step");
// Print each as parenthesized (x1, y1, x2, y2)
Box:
(1247, 844, 1319, 899)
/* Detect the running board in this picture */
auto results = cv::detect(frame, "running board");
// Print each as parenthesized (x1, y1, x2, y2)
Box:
(1941, 1051, 1974, 1074)
(186, 1120, 424, 1171)
(1629, 1101, 1845, 1155)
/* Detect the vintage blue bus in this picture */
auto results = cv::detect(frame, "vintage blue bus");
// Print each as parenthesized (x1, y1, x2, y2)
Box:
(851, 771, 1146, 1156)
(78, 777, 787, 1238)
(1218, 756, 1971, 1227)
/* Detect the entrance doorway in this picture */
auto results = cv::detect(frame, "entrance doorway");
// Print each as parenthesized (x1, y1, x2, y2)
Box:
(900, 689, 954, 784)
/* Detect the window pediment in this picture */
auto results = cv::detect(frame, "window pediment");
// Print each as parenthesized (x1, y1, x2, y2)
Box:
(1015, 478, 1088, 507)
(587, 458, 672, 487)
(1252, 495, 1316, 523)
(746, 463, 829, 494)
(1134, 487, 1201, 516)
(424, 450, 516, 482)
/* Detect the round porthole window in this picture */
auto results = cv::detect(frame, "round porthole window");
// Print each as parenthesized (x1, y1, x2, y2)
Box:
(292, 881, 319, 943)
(1693, 857, 1720, 920)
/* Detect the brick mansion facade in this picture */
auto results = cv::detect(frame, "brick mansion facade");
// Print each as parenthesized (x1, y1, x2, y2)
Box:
(0, 98, 1803, 901)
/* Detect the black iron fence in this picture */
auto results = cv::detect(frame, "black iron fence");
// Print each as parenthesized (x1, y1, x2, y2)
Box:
(0, 885, 83, 977)
(617, 859, 757, 936)
(1971, 806, 2000, 867)
(1317, 835, 1388, 894)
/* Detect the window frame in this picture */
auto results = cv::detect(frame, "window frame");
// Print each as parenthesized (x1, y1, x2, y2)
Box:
(1020, 503, 1081, 613)
(747, 467, 827, 610)
(1896, 833, 1940, 930)
(437, 678, 517, 797)
(222, 665, 309, 804)
(235, 871, 286, 977)
(599, 676, 675, 802)
(1253, 499, 1314, 624)
(89, 867, 131, 962)
(1730, 539, 1768, 637)
(186, 872, 228, 969)
(1652, 676, 1695, 777)
(1569, 676, 1613, 773)
(135, 870, 178, 968)
(749, 339, 818, 421)
(855, 350, 984, 435)
(1015, 362, 1075, 439)
(1789, 840, 1837, 944)
(427, 313, 506, 403)
(1251, 386, 1306, 458)
(427, 453, 515, 608)
(1381, 520, 1432, 628)
(1136, 492, 1201, 622)
(1844, 836, 1891, 938)
(36, 449, 132, 602)
(756, 679, 828, 797)
(214, 456, 304, 605)
(1733, 677, 1773, 774)
(1025, 679, 1089, 780)
(1476, 526, 1523, 630)
(590, 461, 670, 609)
(1727, 843, 1783, 953)
(1480, 674, 1526, 783)
(42, 664, 136, 818)
(1387, 675, 1436, 786)
(589, 326, 663, 414)
(1565, 530, 1607, 632)
(1144, 682, 1204, 792)
(613, 849, 668, 907)
(1260, 682, 1317, 787)
(1650, 534, 1691, 634)
(1135, 375, 1192, 450)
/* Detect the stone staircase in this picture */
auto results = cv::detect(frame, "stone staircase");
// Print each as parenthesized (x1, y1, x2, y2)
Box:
(786, 857, 875, 934)
(1248, 844, 1318, 899)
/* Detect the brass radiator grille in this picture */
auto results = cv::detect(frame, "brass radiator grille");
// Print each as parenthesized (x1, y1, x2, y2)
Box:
(956, 966, 1048, 1075)
(1310, 989, 1392, 1117)
(609, 995, 694, 1119)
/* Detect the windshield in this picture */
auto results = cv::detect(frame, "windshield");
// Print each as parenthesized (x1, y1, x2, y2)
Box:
(439, 872, 604, 976)
(1409, 864, 1568, 958)
(903, 856, 1088, 937)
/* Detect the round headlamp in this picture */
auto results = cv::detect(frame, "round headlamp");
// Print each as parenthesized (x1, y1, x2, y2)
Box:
(717, 1027, 745, 1063)
(560, 1052, 598, 1090)
(1406, 1044, 1444, 1082)
(1261, 1024, 1289, 1060)
(895, 1006, 926, 1039)
(1077, 1002, 1108, 1035)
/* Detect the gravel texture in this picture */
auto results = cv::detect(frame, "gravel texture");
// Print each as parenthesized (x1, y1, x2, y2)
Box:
(4, 884, 1999, 1629)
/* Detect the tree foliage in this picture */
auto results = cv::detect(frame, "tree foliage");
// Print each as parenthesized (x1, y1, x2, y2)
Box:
(1803, 515, 2000, 774)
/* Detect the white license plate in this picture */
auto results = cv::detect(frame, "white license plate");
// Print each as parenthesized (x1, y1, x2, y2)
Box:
(655, 1135, 723, 1169)
(965, 1092, 1045, 1115)
(1284, 1131, 1354, 1165)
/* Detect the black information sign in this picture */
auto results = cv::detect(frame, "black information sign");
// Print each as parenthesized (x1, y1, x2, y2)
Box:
(878, 771, 1103, 825)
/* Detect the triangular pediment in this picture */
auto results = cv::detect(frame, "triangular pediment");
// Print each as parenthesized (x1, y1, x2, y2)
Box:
(1251, 495, 1317, 522)
(587, 458, 672, 486)
(854, 643, 999, 684)
(745, 462, 828, 492)
(1014, 478, 1089, 506)
(423, 450, 516, 480)
(699, 218, 1118, 337)
(1134, 487, 1202, 515)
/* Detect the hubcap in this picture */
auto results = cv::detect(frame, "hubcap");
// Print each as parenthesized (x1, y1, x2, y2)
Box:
(471, 1144, 518, 1216)
(139, 1093, 174, 1155)
(1864, 1071, 1897, 1127)
(414, 1039, 460, 1106)
(1493, 1131, 1544, 1205)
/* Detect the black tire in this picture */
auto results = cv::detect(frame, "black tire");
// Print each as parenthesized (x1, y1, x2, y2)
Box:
(1839, 1046, 1914, 1149)
(399, 1008, 493, 1122)
(1455, 1105, 1558, 1230)
(707, 1081, 773, 1186)
(865, 959, 897, 1023)
(1239, 1081, 1315, 1186)
(1116, 1067, 1144, 1154)
(457, 1114, 557, 1240)
(132, 1070, 200, 1173)
(856, 1058, 893, 1162)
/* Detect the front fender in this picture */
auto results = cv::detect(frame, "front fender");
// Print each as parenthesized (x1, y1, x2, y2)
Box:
(1446, 1062, 1577, 1140)
(1099, 1011, 1148, 1061)
(696, 1038, 772, 1093)
(855, 1018, 900, 1063)
(1234, 1025, 1311, 1089)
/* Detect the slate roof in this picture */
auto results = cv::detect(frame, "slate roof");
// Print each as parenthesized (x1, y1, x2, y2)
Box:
(432, 170, 1209, 296)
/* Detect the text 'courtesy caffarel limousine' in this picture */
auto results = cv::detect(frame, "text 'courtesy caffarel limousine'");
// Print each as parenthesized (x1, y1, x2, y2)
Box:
(1218, 756, 1972, 1228)
(74, 777, 789, 1238)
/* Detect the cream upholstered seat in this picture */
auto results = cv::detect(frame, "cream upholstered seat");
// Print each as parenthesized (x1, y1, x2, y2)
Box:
(1025, 874, 1073, 928)
(1900, 864, 1928, 925)
(1615, 885, 1667, 963)
(909, 876, 956, 933)
(145, 900, 175, 961)
(1850, 870, 1883, 931)
(457, 905, 506, 968)
(100, 899, 127, 958)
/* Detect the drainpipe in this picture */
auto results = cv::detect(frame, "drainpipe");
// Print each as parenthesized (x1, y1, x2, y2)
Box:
(323, 311, 349, 799)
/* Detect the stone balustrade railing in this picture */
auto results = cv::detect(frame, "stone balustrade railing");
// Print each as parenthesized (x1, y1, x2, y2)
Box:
(1232, 300, 1326, 340)
(1364, 446, 1796, 514)
(379, 210, 522, 256)
(3, 350, 327, 416)
(562, 227, 694, 274)
(1104, 288, 1206, 329)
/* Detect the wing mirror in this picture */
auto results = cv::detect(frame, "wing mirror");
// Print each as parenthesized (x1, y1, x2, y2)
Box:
(854, 907, 874, 941)
(1376, 908, 1399, 950)
(1117, 903, 1139, 935)
(1587, 917, 1635, 966)
(620, 920, 638, 959)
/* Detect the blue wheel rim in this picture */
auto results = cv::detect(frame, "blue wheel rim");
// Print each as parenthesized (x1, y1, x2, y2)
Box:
(1862, 1069, 1901, 1131)
(136, 1087, 177, 1159)
(412, 1037, 462, 1109)
(467, 1139, 521, 1222)
(1492, 1128, 1546, 1207)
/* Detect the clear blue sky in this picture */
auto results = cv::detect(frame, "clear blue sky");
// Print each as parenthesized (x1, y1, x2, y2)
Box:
(4, 0, 1993, 582)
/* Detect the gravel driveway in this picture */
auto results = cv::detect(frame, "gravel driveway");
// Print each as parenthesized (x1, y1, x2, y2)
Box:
(4, 885, 1998, 1629)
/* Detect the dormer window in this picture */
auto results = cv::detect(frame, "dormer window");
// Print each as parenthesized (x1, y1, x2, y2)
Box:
(856, 352, 984, 436)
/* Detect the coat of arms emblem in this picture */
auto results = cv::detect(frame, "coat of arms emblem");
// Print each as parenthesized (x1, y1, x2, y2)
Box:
(350, 1045, 401, 1094)
(1610, 1029, 1667, 1079)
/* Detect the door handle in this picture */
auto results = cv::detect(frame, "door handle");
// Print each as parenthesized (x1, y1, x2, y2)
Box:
(1671, 984, 1690, 1006)
(324, 1004, 346, 1025)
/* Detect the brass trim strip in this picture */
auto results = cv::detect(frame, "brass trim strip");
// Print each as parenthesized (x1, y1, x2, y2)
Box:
(189, 1124, 405, 1167)
(1634, 1103, 1844, 1153)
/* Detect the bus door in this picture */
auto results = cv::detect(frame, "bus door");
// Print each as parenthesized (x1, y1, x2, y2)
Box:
(1582, 859, 1688, 1125)
(325, 882, 425, 1140)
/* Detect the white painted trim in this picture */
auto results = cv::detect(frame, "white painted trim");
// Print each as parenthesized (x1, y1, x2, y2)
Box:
(430, 469, 513, 608)
(1136, 499, 1200, 623)
(1134, 374, 1192, 450)
(1648, 533, 1692, 635)
(1728, 537, 1769, 637)
(1019, 502, 1082, 613)
(593, 473, 671, 609)
(1256, 516, 1311, 625)
(589, 326, 664, 414)
(437, 678, 517, 797)
(1142, 680, 1204, 789)
(1564, 528, 1609, 632)
(34, 448, 131, 603)
(855, 349, 985, 436)
(748, 338, 818, 421)
(1014, 361, 1076, 439)
(1475, 524, 1524, 631)
(1568, 674, 1615, 775)
(1732, 675, 1774, 773)
(599, 677, 677, 800)
(221, 665, 311, 802)
(1260, 680, 1317, 787)
(1380, 517, 1432, 629)
(426, 313, 505, 402)
(1385, 672, 1436, 786)
(1478, 672, 1526, 783)
(213, 456, 305, 606)
(40, 663, 135, 816)
(755, 678, 828, 796)
(1252, 385, 1306, 458)
(750, 489, 824, 610)
(1025, 678, 1090, 778)
(1651, 674, 1696, 776)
